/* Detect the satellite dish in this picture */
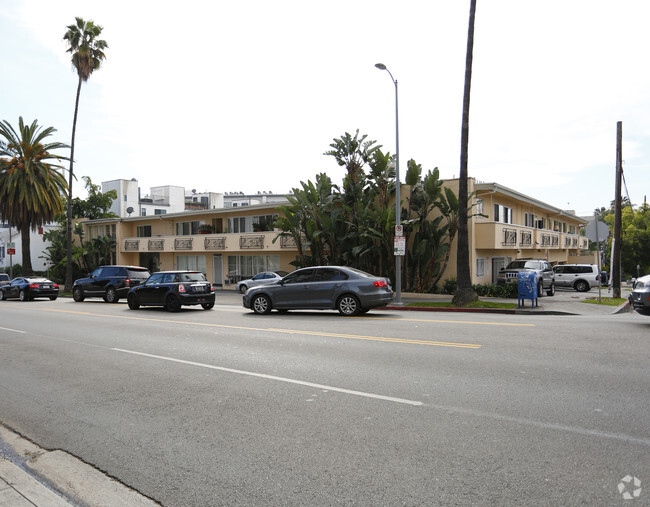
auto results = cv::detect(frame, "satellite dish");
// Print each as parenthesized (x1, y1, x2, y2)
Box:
(126, 206, 134, 216)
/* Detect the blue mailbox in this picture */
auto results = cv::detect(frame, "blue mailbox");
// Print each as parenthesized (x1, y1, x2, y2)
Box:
(517, 271, 538, 308)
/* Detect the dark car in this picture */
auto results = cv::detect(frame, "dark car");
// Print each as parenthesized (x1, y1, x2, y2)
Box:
(73, 265, 151, 303)
(242, 266, 393, 316)
(628, 274, 650, 316)
(235, 270, 289, 294)
(0, 273, 10, 287)
(0, 277, 59, 301)
(127, 271, 215, 312)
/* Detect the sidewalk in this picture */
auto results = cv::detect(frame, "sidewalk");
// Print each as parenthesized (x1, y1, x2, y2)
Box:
(0, 425, 157, 507)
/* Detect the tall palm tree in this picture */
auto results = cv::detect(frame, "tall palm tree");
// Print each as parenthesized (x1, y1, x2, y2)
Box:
(0, 118, 69, 274)
(452, 0, 479, 306)
(63, 17, 108, 291)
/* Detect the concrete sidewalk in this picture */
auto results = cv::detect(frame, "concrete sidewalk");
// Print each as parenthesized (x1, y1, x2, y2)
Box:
(0, 425, 157, 507)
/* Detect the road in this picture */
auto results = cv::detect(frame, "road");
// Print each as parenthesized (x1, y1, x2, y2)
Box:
(0, 297, 648, 505)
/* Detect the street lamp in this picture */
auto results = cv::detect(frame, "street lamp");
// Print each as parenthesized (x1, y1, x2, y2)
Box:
(375, 63, 402, 304)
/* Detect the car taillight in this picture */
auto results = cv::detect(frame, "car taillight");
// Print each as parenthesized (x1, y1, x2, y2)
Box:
(373, 280, 388, 288)
(209, 283, 213, 291)
(29, 284, 39, 288)
(178, 284, 186, 293)
(53, 284, 59, 288)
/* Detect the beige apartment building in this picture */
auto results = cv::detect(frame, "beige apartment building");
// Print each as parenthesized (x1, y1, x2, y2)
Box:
(83, 178, 591, 289)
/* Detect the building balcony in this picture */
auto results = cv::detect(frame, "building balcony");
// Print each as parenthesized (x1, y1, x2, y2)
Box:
(121, 231, 296, 254)
(475, 222, 586, 250)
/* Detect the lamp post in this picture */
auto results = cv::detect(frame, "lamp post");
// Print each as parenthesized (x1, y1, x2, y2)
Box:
(375, 63, 402, 304)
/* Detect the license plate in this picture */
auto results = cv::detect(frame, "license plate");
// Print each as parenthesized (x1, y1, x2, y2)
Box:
(42, 285, 50, 289)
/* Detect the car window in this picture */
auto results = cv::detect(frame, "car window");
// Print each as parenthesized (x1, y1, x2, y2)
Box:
(127, 269, 150, 279)
(0, 274, 9, 281)
(91, 268, 104, 278)
(161, 274, 174, 283)
(283, 269, 315, 284)
(146, 273, 164, 285)
(180, 273, 206, 282)
(315, 268, 348, 282)
(11, 278, 23, 286)
(252, 273, 265, 280)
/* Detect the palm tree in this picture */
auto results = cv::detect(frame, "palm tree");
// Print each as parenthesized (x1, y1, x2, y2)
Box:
(63, 17, 108, 291)
(452, 0, 479, 306)
(0, 117, 69, 274)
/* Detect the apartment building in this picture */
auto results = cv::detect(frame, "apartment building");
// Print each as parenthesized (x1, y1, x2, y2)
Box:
(84, 178, 591, 289)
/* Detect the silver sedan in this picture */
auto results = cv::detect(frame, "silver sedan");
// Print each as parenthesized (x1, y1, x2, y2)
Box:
(242, 266, 393, 316)
(235, 271, 288, 294)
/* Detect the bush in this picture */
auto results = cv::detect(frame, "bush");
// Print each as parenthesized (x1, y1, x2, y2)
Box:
(472, 282, 517, 298)
(441, 277, 457, 295)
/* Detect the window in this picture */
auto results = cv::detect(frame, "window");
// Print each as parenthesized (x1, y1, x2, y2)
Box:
(315, 268, 348, 282)
(476, 199, 484, 217)
(284, 269, 315, 284)
(176, 255, 206, 273)
(524, 213, 537, 228)
(494, 204, 512, 224)
(176, 221, 201, 235)
(141, 209, 147, 216)
(227, 214, 279, 233)
(155, 209, 166, 215)
(227, 255, 280, 278)
(476, 258, 486, 277)
(137, 225, 152, 238)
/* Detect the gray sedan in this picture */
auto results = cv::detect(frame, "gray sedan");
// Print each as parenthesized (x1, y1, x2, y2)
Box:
(242, 266, 393, 316)
(235, 271, 288, 294)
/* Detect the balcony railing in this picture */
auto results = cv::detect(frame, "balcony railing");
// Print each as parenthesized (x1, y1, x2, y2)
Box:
(125, 239, 139, 251)
(502, 228, 517, 246)
(519, 230, 532, 247)
(174, 238, 193, 250)
(240, 235, 264, 249)
(204, 237, 227, 250)
(148, 239, 164, 251)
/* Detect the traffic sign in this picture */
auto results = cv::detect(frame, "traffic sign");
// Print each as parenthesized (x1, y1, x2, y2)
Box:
(395, 224, 403, 237)
(585, 221, 609, 243)
(394, 236, 406, 256)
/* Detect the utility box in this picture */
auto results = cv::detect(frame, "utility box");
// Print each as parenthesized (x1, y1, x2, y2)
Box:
(517, 271, 538, 308)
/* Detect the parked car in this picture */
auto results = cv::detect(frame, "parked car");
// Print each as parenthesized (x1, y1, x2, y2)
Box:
(0, 273, 9, 287)
(497, 259, 555, 296)
(0, 277, 59, 301)
(73, 265, 151, 303)
(235, 271, 289, 294)
(242, 266, 393, 316)
(553, 264, 603, 292)
(628, 273, 650, 316)
(127, 271, 215, 312)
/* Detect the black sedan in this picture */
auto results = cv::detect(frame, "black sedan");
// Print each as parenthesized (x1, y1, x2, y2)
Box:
(242, 266, 393, 316)
(0, 277, 59, 301)
(127, 271, 215, 312)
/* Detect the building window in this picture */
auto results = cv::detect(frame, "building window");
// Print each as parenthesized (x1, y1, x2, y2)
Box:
(227, 255, 280, 278)
(524, 213, 537, 228)
(176, 220, 201, 235)
(476, 258, 486, 278)
(176, 255, 206, 273)
(141, 208, 147, 216)
(137, 225, 152, 238)
(155, 209, 166, 215)
(476, 198, 484, 217)
(494, 204, 512, 224)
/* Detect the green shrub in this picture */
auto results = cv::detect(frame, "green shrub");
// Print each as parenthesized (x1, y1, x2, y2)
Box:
(441, 277, 457, 295)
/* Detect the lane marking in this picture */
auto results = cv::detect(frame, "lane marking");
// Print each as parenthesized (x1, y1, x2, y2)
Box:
(0, 326, 27, 334)
(38, 308, 482, 349)
(356, 316, 535, 327)
(112, 348, 424, 406)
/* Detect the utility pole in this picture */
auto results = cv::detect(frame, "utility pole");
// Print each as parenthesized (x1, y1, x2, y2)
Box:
(612, 121, 622, 298)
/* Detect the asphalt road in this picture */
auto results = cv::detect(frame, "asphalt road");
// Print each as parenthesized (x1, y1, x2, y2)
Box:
(0, 297, 648, 505)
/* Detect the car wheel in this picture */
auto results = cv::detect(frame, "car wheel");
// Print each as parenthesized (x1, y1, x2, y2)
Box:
(239, 284, 248, 294)
(574, 280, 589, 292)
(19, 290, 28, 302)
(201, 302, 214, 310)
(165, 294, 182, 312)
(127, 293, 140, 310)
(0, 290, 4, 301)
(49, 296, 58, 301)
(546, 282, 555, 297)
(337, 294, 361, 316)
(105, 287, 119, 303)
(537, 280, 544, 298)
(251, 294, 272, 315)
(72, 286, 85, 302)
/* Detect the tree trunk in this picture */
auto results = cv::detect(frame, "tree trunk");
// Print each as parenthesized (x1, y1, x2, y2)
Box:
(20, 224, 33, 275)
(452, 0, 479, 307)
(65, 76, 83, 291)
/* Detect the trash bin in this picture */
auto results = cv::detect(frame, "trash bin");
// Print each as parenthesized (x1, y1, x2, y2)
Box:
(517, 271, 538, 308)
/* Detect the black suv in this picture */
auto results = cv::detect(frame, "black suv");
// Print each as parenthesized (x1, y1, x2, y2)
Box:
(73, 265, 151, 303)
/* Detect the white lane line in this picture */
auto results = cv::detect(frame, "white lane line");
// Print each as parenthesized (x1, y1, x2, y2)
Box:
(112, 348, 423, 407)
(0, 327, 27, 334)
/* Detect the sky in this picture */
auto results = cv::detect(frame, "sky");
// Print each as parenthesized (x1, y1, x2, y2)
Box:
(1, 0, 649, 217)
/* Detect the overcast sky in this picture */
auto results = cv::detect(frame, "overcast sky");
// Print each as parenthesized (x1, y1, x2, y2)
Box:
(2, 0, 649, 216)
